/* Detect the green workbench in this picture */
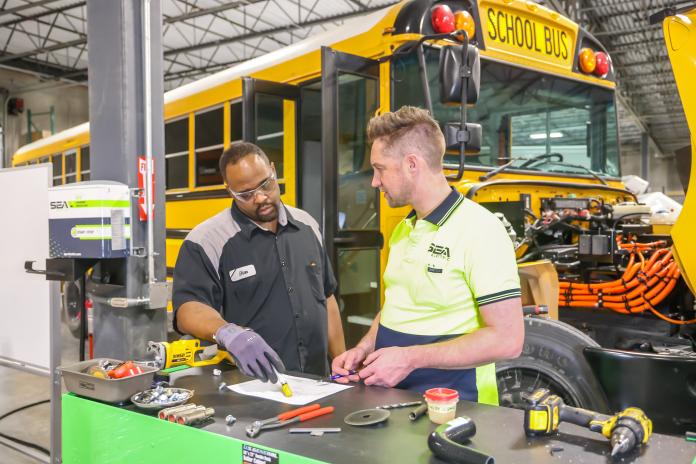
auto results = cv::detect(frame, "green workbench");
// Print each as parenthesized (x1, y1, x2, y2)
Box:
(62, 367, 696, 463)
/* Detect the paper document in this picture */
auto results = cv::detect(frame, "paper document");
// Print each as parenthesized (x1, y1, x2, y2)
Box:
(227, 374, 352, 405)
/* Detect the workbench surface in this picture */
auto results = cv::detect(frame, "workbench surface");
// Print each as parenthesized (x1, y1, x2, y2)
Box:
(62, 366, 696, 463)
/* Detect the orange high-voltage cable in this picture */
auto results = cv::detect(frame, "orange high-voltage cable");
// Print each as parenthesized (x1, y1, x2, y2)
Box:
(558, 244, 694, 324)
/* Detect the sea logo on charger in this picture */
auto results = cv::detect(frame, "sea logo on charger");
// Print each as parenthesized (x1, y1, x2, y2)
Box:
(50, 201, 69, 209)
(229, 264, 256, 282)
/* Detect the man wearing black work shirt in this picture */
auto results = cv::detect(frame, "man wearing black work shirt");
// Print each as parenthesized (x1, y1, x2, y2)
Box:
(173, 142, 346, 382)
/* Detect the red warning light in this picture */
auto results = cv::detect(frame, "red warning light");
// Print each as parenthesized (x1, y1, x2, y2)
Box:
(594, 51, 610, 77)
(431, 4, 455, 34)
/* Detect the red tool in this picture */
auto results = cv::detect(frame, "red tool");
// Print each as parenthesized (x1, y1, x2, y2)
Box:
(107, 361, 143, 379)
(246, 404, 334, 438)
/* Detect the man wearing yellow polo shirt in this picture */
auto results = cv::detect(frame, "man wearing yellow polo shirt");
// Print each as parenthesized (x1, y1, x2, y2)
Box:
(331, 106, 524, 404)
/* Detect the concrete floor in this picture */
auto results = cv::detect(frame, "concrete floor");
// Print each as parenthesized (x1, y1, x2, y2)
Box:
(0, 323, 79, 463)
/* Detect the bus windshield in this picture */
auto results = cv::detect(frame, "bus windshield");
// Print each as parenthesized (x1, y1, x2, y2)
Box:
(393, 47, 620, 178)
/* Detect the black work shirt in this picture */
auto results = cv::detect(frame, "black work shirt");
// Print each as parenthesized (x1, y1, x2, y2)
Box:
(172, 202, 337, 376)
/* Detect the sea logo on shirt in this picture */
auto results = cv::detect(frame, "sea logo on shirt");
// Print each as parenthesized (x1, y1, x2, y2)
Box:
(428, 242, 450, 260)
(229, 264, 257, 282)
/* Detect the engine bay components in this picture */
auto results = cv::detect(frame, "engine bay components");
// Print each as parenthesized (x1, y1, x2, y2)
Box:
(489, 195, 694, 326)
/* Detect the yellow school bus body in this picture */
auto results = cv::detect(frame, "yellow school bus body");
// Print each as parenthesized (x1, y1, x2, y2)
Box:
(12, 0, 632, 311)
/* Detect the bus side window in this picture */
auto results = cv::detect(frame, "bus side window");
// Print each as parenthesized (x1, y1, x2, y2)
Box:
(65, 151, 77, 184)
(39, 156, 49, 165)
(165, 117, 189, 189)
(52, 154, 62, 186)
(80, 146, 90, 181)
(194, 106, 224, 187)
(255, 94, 284, 180)
(230, 101, 242, 143)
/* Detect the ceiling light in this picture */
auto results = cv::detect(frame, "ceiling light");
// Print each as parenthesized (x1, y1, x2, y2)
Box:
(529, 132, 564, 139)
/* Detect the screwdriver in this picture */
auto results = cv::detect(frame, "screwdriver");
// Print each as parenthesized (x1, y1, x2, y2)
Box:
(275, 369, 293, 397)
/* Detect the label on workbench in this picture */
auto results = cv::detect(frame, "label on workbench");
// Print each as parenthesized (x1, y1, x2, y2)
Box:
(242, 444, 279, 464)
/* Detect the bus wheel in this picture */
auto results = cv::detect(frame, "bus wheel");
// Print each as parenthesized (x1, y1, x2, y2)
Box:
(496, 316, 609, 412)
(62, 281, 83, 339)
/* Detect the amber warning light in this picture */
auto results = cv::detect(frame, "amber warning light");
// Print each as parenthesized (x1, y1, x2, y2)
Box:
(579, 47, 611, 77)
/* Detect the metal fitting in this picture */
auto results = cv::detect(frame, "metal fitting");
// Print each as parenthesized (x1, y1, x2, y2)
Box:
(226, 414, 237, 426)
(218, 382, 227, 391)
(168, 405, 206, 422)
(213, 369, 222, 377)
(177, 407, 215, 425)
(158, 403, 197, 420)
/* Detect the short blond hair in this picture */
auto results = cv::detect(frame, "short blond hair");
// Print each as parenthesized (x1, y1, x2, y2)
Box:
(367, 106, 445, 170)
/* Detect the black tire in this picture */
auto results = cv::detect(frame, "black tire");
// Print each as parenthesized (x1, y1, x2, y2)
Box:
(62, 280, 83, 339)
(496, 316, 609, 412)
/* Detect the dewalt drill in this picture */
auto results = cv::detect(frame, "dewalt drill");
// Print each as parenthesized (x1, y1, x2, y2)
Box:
(523, 388, 652, 457)
(148, 340, 234, 370)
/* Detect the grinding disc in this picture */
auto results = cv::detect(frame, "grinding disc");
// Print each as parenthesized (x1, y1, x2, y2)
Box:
(344, 408, 391, 426)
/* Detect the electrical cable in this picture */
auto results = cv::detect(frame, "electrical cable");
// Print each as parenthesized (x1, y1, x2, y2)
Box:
(559, 244, 690, 323)
(0, 432, 49, 456)
(0, 400, 50, 422)
(526, 206, 689, 325)
(0, 399, 51, 456)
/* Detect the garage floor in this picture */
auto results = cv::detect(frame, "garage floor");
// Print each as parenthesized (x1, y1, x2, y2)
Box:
(0, 323, 79, 463)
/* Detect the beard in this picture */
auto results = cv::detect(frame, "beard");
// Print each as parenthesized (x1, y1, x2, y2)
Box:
(253, 201, 279, 222)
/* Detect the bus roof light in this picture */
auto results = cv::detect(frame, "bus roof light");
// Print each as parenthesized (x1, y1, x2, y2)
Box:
(594, 51, 610, 77)
(579, 47, 596, 74)
(431, 4, 455, 34)
(454, 10, 475, 40)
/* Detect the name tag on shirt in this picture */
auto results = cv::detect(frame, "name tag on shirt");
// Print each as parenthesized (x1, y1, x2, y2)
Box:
(230, 264, 256, 282)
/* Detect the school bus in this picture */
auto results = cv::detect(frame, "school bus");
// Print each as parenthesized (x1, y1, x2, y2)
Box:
(13, 0, 692, 413)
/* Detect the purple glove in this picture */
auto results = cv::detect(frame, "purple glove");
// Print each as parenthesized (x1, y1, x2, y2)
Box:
(214, 323, 285, 383)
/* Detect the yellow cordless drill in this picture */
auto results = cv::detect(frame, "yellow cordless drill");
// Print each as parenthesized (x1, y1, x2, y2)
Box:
(523, 388, 652, 457)
(148, 340, 234, 370)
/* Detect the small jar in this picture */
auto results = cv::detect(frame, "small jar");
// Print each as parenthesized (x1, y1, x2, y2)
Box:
(424, 388, 459, 424)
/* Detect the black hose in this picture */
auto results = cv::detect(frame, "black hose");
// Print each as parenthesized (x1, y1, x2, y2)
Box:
(428, 417, 494, 464)
(0, 399, 51, 456)
(0, 432, 49, 456)
(0, 400, 50, 422)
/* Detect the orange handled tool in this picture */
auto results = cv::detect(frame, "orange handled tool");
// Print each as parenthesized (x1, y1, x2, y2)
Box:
(246, 404, 335, 438)
(277, 404, 321, 420)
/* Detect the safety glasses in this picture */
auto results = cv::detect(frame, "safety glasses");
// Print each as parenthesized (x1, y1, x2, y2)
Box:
(228, 173, 276, 202)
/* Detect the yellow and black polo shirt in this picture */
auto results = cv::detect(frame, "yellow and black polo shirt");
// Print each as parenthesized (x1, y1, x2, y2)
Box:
(377, 188, 521, 404)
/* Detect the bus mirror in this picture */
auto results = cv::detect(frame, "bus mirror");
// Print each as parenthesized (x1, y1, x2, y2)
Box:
(439, 44, 480, 105)
(444, 122, 482, 153)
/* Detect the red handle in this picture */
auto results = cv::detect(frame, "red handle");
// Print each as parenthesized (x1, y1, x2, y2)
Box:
(298, 406, 334, 422)
(277, 404, 320, 421)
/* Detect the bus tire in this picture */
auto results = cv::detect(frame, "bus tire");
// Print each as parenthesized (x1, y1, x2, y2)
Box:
(62, 280, 83, 339)
(496, 316, 609, 412)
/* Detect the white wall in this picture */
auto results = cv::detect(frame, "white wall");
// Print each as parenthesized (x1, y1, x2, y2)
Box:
(0, 68, 88, 167)
(620, 141, 685, 203)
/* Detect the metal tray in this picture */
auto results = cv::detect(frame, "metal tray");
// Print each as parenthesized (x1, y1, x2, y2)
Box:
(59, 358, 157, 404)
(131, 387, 194, 411)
